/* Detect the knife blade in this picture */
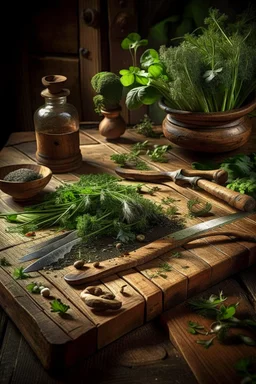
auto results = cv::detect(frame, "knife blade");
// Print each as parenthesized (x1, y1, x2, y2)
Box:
(64, 211, 254, 285)
(23, 236, 81, 273)
(20, 230, 78, 262)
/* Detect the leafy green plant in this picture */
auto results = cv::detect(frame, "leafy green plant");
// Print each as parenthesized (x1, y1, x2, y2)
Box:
(191, 152, 256, 199)
(91, 72, 123, 114)
(50, 298, 70, 314)
(120, 7, 256, 113)
(119, 33, 149, 87)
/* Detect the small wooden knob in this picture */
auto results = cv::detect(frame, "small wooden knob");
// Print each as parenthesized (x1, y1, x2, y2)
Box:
(42, 75, 67, 94)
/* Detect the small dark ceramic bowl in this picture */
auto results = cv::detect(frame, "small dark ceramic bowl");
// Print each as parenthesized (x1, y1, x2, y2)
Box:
(0, 164, 52, 201)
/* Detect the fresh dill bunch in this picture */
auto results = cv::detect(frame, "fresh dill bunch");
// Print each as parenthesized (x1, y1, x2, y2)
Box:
(0, 174, 166, 242)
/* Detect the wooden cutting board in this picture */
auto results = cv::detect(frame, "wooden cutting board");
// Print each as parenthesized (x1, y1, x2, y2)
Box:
(1, 130, 256, 370)
(160, 278, 256, 384)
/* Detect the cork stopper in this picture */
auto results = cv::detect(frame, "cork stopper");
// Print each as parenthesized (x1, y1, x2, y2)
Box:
(41, 75, 70, 98)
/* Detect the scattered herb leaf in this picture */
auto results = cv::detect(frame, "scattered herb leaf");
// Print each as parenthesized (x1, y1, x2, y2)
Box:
(26, 282, 41, 294)
(133, 115, 161, 138)
(196, 337, 215, 349)
(13, 267, 31, 280)
(0, 257, 11, 266)
(50, 298, 70, 314)
(171, 252, 181, 258)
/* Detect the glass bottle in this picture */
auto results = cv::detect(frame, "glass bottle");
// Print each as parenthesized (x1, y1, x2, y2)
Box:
(34, 75, 82, 173)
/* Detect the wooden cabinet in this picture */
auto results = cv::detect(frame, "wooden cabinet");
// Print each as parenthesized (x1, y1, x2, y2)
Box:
(11, 0, 145, 135)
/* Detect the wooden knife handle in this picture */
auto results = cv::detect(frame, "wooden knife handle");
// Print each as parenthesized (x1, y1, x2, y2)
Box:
(181, 169, 228, 184)
(115, 167, 228, 184)
(196, 179, 256, 212)
(64, 230, 256, 285)
(115, 168, 169, 181)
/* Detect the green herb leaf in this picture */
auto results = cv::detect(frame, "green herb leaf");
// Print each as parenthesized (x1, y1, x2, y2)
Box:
(217, 304, 238, 320)
(238, 335, 256, 346)
(196, 337, 215, 349)
(26, 282, 41, 294)
(0, 257, 11, 266)
(13, 267, 31, 280)
(50, 298, 70, 314)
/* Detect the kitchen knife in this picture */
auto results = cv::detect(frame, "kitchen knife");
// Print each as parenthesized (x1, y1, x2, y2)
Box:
(64, 211, 255, 285)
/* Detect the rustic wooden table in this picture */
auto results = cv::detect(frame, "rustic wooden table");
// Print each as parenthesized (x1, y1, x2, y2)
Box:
(0, 127, 256, 384)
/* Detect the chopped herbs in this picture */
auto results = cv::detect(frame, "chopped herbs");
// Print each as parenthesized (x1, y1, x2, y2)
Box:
(171, 252, 181, 259)
(133, 115, 161, 138)
(161, 197, 178, 205)
(110, 153, 150, 170)
(187, 291, 256, 350)
(50, 298, 70, 314)
(147, 262, 172, 279)
(4, 168, 42, 182)
(0, 257, 11, 266)
(13, 267, 31, 280)
(146, 145, 172, 163)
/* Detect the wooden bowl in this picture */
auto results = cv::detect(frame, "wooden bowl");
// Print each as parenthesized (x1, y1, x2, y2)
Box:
(0, 164, 52, 201)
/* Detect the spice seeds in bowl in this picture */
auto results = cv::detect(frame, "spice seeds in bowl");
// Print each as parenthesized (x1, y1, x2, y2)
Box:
(0, 164, 52, 201)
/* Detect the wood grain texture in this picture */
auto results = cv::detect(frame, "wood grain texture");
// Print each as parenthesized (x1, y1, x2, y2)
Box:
(1, 128, 256, 371)
(161, 278, 256, 384)
(79, 0, 102, 121)
(119, 268, 163, 321)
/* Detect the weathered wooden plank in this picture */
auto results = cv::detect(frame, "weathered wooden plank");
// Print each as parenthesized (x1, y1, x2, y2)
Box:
(239, 265, 256, 311)
(158, 248, 212, 297)
(29, 0, 78, 54)
(0, 268, 71, 370)
(27, 264, 146, 351)
(79, 0, 103, 121)
(118, 268, 163, 321)
(160, 278, 256, 384)
(136, 258, 188, 310)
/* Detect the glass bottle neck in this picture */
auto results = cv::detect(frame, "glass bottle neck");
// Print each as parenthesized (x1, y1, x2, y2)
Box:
(44, 96, 67, 105)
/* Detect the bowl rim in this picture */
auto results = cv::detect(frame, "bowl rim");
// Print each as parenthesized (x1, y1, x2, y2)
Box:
(0, 164, 52, 184)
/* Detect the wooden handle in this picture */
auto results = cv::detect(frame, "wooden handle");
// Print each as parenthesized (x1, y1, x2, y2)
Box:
(115, 167, 228, 184)
(64, 230, 255, 285)
(196, 179, 256, 212)
(181, 169, 228, 184)
(115, 168, 169, 181)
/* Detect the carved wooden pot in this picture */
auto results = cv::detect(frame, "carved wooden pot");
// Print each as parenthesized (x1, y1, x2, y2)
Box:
(99, 107, 126, 140)
(158, 97, 256, 153)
